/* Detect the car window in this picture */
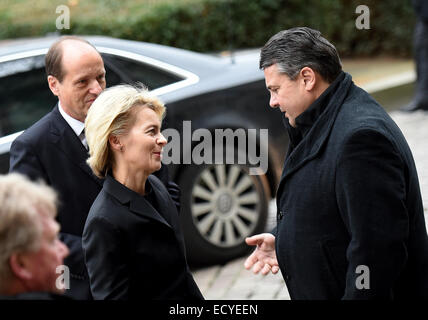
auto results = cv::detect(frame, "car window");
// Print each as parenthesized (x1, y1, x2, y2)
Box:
(0, 55, 56, 137)
(101, 53, 183, 90)
(104, 63, 122, 88)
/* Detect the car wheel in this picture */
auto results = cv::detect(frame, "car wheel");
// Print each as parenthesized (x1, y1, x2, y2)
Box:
(179, 163, 270, 266)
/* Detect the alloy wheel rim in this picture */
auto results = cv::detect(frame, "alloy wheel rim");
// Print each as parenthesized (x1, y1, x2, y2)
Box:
(191, 164, 261, 247)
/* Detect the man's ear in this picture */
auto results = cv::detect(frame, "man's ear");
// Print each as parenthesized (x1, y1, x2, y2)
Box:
(47, 75, 60, 97)
(300, 67, 316, 91)
(108, 135, 122, 152)
(9, 253, 32, 281)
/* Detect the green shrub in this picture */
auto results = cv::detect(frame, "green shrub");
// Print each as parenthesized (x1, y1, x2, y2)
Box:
(0, 0, 416, 57)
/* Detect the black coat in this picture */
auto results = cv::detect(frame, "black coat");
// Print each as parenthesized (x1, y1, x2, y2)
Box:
(9, 105, 180, 299)
(274, 72, 428, 299)
(82, 174, 203, 300)
(413, 0, 428, 22)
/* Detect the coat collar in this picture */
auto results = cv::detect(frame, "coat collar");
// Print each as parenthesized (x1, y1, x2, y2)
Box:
(49, 105, 103, 186)
(294, 72, 345, 139)
(103, 174, 172, 228)
(280, 72, 353, 181)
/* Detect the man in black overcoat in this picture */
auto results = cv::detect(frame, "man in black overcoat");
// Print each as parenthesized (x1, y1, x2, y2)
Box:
(245, 27, 428, 299)
(402, 0, 428, 111)
(9, 36, 180, 299)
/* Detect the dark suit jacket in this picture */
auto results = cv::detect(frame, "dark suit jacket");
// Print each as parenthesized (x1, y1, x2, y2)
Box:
(82, 174, 203, 300)
(274, 72, 428, 299)
(9, 105, 180, 299)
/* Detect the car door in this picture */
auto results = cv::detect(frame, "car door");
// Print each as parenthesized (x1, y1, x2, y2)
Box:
(0, 53, 57, 172)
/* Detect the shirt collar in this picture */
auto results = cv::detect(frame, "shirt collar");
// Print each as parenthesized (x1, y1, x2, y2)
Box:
(58, 101, 85, 137)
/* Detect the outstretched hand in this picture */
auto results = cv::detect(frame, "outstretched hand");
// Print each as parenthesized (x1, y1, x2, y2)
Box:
(244, 233, 279, 275)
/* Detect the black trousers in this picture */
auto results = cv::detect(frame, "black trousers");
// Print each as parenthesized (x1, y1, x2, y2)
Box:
(414, 19, 428, 109)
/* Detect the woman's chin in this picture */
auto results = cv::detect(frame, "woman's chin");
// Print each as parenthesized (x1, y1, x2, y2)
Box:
(151, 163, 162, 173)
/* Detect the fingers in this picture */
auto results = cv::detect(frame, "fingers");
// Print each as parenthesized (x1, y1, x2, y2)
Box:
(245, 254, 280, 275)
(244, 233, 279, 275)
(265, 257, 279, 267)
(261, 263, 272, 275)
(258, 263, 279, 275)
(246, 259, 270, 275)
(244, 251, 258, 270)
(252, 261, 264, 274)
(245, 234, 266, 246)
(271, 266, 280, 274)
(260, 262, 281, 275)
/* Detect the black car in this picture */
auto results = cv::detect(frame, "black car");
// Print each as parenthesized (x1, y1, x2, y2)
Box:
(0, 36, 288, 265)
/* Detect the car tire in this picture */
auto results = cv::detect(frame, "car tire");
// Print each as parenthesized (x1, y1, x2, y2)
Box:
(179, 162, 270, 266)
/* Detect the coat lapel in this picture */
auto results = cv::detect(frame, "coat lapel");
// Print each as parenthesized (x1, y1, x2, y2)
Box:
(129, 196, 172, 228)
(148, 175, 188, 255)
(48, 105, 103, 187)
(277, 73, 353, 196)
(148, 175, 174, 225)
(104, 175, 171, 229)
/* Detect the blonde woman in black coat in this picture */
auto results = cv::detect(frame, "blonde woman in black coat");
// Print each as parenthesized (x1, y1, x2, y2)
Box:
(83, 84, 203, 300)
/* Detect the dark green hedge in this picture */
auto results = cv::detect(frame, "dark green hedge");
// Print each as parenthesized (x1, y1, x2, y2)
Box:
(1, 0, 416, 57)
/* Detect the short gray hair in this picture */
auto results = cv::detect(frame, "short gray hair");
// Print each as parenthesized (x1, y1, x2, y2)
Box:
(0, 173, 57, 289)
(260, 27, 342, 83)
(85, 84, 166, 178)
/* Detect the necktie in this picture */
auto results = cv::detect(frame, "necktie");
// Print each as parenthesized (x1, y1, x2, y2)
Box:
(79, 129, 88, 151)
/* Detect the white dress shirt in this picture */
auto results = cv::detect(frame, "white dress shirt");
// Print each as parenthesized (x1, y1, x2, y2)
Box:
(58, 102, 88, 150)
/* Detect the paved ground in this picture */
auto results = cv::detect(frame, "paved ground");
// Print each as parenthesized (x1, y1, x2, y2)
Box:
(191, 59, 428, 300)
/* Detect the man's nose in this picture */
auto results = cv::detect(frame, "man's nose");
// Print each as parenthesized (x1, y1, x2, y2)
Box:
(269, 95, 279, 108)
(89, 79, 103, 96)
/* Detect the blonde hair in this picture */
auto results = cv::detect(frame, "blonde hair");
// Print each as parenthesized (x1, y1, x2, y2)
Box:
(0, 173, 58, 289)
(85, 84, 166, 178)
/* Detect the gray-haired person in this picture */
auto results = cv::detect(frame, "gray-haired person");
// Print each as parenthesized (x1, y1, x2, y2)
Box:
(0, 173, 69, 299)
(245, 27, 428, 299)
